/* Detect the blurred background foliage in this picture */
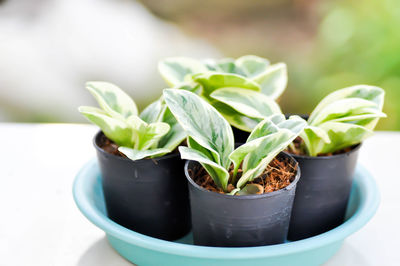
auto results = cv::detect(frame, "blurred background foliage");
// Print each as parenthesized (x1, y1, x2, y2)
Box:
(140, 0, 399, 130)
(0, 0, 399, 130)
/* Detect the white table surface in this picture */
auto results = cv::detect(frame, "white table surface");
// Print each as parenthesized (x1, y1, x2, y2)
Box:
(1, 123, 399, 266)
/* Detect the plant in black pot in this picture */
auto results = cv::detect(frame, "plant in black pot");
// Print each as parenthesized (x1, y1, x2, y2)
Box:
(158, 55, 287, 142)
(286, 85, 386, 240)
(78, 81, 190, 241)
(163, 88, 307, 247)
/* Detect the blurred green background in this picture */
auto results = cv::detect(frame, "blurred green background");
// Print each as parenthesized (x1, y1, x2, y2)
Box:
(0, 0, 398, 130)
(139, 0, 399, 130)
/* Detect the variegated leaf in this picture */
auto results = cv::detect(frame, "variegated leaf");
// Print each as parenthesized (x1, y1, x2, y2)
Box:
(193, 72, 261, 100)
(235, 55, 270, 78)
(313, 122, 373, 155)
(231, 116, 306, 188)
(139, 99, 164, 124)
(127, 116, 170, 150)
(247, 114, 306, 142)
(252, 63, 287, 99)
(163, 89, 234, 169)
(210, 101, 262, 132)
(309, 98, 379, 126)
(210, 87, 282, 119)
(86, 81, 138, 119)
(237, 130, 300, 188)
(308, 85, 385, 124)
(118, 147, 171, 160)
(78, 106, 133, 147)
(179, 146, 230, 191)
(158, 57, 209, 86)
(156, 107, 187, 151)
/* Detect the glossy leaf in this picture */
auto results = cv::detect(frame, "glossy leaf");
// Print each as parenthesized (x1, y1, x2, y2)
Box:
(179, 146, 230, 191)
(127, 116, 170, 150)
(301, 85, 386, 156)
(118, 147, 171, 161)
(208, 100, 262, 132)
(210, 87, 282, 119)
(139, 99, 164, 124)
(78, 106, 133, 147)
(157, 107, 187, 151)
(308, 85, 385, 124)
(309, 98, 379, 126)
(236, 184, 264, 195)
(193, 72, 261, 100)
(235, 55, 270, 78)
(252, 63, 287, 99)
(231, 116, 306, 188)
(86, 81, 138, 119)
(164, 88, 234, 169)
(236, 130, 299, 188)
(158, 57, 208, 86)
(247, 114, 306, 142)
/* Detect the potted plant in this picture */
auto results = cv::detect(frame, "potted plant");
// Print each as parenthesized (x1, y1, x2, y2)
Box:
(78, 81, 190, 241)
(163, 88, 307, 247)
(286, 85, 386, 240)
(158, 55, 287, 141)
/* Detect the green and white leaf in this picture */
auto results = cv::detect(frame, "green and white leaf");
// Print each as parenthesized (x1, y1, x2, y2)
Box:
(230, 116, 306, 188)
(235, 184, 264, 195)
(301, 85, 386, 156)
(252, 63, 287, 99)
(139, 99, 164, 124)
(158, 57, 208, 86)
(163, 89, 234, 169)
(86, 81, 138, 119)
(309, 98, 379, 126)
(193, 72, 261, 100)
(247, 114, 306, 142)
(211, 101, 262, 132)
(300, 126, 331, 156)
(127, 116, 170, 150)
(156, 107, 187, 151)
(308, 85, 385, 124)
(210, 87, 282, 119)
(78, 106, 133, 147)
(237, 130, 299, 188)
(235, 55, 270, 78)
(306, 122, 372, 156)
(118, 147, 171, 161)
(179, 146, 230, 191)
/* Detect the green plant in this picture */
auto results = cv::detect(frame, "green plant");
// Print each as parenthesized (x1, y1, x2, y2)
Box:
(158, 55, 286, 131)
(163, 88, 306, 195)
(78, 82, 186, 160)
(297, 85, 386, 156)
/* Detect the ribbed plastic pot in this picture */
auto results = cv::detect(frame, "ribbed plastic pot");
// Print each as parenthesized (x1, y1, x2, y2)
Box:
(184, 152, 301, 247)
(288, 144, 361, 241)
(94, 131, 191, 241)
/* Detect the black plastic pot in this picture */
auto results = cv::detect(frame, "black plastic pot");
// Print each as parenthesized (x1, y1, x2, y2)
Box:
(94, 131, 191, 241)
(288, 144, 361, 241)
(232, 127, 250, 144)
(184, 152, 301, 247)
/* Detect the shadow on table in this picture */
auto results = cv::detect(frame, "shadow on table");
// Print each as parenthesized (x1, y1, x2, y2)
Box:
(323, 241, 373, 266)
(78, 236, 135, 266)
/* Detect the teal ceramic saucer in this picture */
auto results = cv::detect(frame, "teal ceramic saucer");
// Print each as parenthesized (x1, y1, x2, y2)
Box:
(73, 159, 380, 266)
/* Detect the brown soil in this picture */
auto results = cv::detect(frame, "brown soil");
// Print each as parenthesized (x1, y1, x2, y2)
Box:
(98, 134, 127, 157)
(98, 134, 183, 157)
(190, 156, 298, 195)
(287, 137, 353, 157)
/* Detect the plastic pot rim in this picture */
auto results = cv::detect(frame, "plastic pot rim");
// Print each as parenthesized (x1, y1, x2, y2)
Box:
(184, 152, 301, 200)
(289, 143, 362, 161)
(93, 130, 179, 163)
